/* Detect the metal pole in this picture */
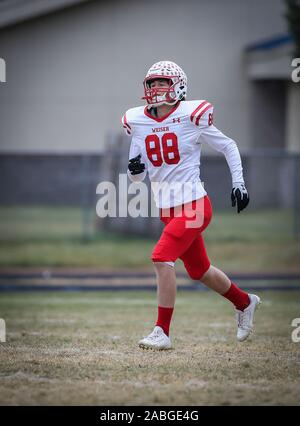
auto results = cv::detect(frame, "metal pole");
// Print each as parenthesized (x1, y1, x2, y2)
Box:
(80, 155, 91, 242)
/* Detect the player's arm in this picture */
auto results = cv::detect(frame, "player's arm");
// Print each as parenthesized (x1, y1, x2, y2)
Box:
(121, 112, 147, 183)
(196, 105, 249, 213)
(127, 142, 147, 183)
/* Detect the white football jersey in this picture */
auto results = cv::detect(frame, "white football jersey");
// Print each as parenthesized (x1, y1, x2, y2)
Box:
(122, 100, 244, 208)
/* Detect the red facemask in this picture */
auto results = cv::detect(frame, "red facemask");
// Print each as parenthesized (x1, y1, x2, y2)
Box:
(142, 77, 177, 106)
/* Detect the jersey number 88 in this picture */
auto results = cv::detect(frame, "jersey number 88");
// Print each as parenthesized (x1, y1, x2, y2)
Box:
(145, 132, 180, 167)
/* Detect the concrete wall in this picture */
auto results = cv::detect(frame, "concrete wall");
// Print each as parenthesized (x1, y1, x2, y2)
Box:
(0, 0, 287, 154)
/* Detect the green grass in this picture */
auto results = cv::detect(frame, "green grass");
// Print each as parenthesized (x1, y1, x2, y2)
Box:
(0, 290, 299, 405)
(0, 206, 299, 272)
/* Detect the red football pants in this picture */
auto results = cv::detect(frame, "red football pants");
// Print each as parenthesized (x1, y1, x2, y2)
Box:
(151, 196, 213, 280)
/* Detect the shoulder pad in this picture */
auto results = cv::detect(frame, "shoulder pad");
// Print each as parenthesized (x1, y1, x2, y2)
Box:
(121, 106, 145, 136)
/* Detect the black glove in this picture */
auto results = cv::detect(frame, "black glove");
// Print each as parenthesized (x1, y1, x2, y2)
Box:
(128, 154, 145, 175)
(231, 182, 249, 213)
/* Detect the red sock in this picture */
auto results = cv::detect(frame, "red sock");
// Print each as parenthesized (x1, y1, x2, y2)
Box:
(223, 282, 250, 311)
(156, 306, 174, 336)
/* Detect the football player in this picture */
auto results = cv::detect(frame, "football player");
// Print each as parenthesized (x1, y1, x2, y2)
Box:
(122, 61, 261, 350)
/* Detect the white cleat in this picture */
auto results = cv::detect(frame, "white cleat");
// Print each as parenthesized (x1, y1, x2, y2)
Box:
(138, 326, 172, 350)
(235, 294, 261, 342)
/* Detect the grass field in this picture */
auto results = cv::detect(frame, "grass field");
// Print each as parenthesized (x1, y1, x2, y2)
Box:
(0, 206, 299, 272)
(0, 290, 300, 405)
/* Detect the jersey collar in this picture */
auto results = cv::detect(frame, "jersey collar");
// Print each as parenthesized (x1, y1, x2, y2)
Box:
(144, 102, 180, 123)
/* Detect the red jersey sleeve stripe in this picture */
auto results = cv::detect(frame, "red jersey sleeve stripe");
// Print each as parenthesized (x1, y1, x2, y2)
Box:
(123, 114, 132, 130)
(122, 125, 131, 135)
(121, 114, 132, 135)
(195, 103, 212, 126)
(190, 101, 208, 123)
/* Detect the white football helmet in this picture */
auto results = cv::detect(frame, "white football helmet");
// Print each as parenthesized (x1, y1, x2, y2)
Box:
(142, 60, 187, 107)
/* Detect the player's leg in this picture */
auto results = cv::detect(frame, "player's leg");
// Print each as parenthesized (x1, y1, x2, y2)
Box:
(201, 265, 261, 341)
(138, 197, 213, 350)
(181, 240, 247, 305)
(154, 261, 176, 307)
(153, 261, 176, 337)
(138, 261, 175, 350)
(139, 229, 198, 350)
(201, 265, 247, 307)
(153, 197, 213, 330)
(151, 220, 198, 320)
(151, 214, 177, 340)
(181, 236, 261, 341)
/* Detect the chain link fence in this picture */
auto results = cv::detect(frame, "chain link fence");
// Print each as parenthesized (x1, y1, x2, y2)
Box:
(0, 139, 299, 240)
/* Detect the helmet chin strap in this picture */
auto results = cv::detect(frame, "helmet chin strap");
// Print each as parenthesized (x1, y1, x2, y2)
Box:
(148, 100, 178, 109)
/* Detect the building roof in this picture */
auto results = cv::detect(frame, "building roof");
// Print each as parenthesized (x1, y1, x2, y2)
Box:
(245, 34, 294, 53)
(245, 33, 295, 80)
